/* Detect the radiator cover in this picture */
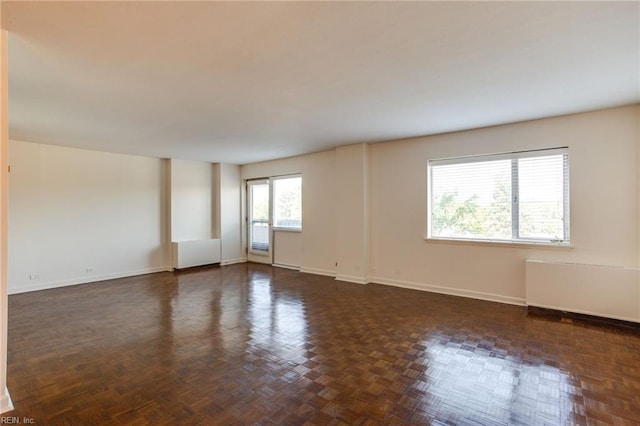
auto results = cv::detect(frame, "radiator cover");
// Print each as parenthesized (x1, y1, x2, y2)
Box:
(172, 239, 221, 269)
(525, 260, 640, 323)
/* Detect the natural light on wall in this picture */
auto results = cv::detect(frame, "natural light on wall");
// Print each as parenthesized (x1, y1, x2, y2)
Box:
(427, 148, 569, 245)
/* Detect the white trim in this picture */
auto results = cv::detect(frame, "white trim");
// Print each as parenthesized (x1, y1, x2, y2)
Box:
(272, 227, 302, 233)
(220, 257, 247, 266)
(273, 263, 301, 271)
(370, 275, 526, 306)
(246, 256, 271, 265)
(527, 302, 639, 324)
(8, 267, 171, 295)
(299, 267, 336, 277)
(335, 274, 370, 285)
(427, 147, 570, 245)
(428, 147, 569, 167)
(247, 179, 273, 264)
(1, 386, 13, 414)
(425, 237, 574, 250)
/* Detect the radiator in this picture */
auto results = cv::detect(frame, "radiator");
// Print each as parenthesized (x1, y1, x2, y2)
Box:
(172, 239, 221, 269)
(525, 260, 640, 323)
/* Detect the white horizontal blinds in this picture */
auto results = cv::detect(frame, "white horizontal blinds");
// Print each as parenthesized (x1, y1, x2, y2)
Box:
(517, 154, 567, 241)
(273, 176, 302, 229)
(431, 159, 512, 240)
(429, 147, 569, 243)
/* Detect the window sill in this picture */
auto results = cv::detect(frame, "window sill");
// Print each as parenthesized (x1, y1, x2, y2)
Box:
(272, 227, 302, 233)
(424, 237, 574, 250)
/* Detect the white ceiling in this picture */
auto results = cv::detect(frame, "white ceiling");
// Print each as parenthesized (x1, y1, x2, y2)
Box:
(2, 1, 639, 165)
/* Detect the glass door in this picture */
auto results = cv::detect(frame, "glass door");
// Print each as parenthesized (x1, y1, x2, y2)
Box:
(247, 179, 271, 263)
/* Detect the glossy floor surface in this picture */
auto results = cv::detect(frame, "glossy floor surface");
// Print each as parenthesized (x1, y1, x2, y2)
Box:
(7, 264, 640, 425)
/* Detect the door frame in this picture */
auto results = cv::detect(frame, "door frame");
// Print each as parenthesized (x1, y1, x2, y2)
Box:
(246, 179, 272, 264)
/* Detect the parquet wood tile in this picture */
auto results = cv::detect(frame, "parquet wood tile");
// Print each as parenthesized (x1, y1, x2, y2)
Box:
(5, 263, 640, 424)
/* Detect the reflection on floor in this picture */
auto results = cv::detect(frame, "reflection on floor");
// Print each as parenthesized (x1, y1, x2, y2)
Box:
(7, 263, 640, 424)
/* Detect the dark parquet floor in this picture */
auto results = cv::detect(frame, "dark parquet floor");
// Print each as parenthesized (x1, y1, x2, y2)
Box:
(6, 263, 640, 425)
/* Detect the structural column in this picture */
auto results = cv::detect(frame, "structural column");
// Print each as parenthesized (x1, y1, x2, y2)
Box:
(637, 106, 640, 270)
(335, 143, 370, 284)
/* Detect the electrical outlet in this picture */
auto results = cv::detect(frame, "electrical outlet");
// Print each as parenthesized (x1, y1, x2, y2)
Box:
(28, 273, 40, 280)
(85, 267, 94, 273)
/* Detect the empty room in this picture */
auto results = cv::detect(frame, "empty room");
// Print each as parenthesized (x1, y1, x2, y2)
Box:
(1, 1, 639, 424)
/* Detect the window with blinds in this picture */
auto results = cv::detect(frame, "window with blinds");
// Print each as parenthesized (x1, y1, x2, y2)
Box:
(428, 148, 569, 244)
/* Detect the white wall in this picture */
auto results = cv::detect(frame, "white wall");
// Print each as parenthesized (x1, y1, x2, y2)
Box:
(241, 150, 337, 276)
(369, 105, 639, 303)
(5, 106, 638, 303)
(241, 106, 639, 304)
(170, 158, 213, 241)
(8, 140, 167, 294)
(273, 231, 302, 268)
(8, 146, 246, 290)
(171, 161, 245, 266)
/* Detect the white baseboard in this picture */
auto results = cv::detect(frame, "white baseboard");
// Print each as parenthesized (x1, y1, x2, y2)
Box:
(220, 257, 247, 266)
(370, 276, 526, 306)
(1, 387, 13, 414)
(8, 266, 171, 295)
(335, 274, 370, 285)
(299, 267, 336, 277)
(273, 263, 301, 271)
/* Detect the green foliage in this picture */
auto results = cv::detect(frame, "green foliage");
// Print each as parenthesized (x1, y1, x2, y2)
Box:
(432, 174, 511, 239)
(251, 180, 302, 227)
(519, 201, 564, 239)
(275, 185, 301, 222)
(252, 192, 269, 220)
(484, 177, 511, 238)
(432, 192, 483, 236)
(432, 172, 564, 240)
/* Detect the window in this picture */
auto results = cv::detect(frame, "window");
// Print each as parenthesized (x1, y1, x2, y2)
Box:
(428, 148, 569, 244)
(272, 175, 302, 230)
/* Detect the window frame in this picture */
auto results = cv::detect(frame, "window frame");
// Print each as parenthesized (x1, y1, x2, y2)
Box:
(427, 147, 570, 247)
(271, 174, 303, 232)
